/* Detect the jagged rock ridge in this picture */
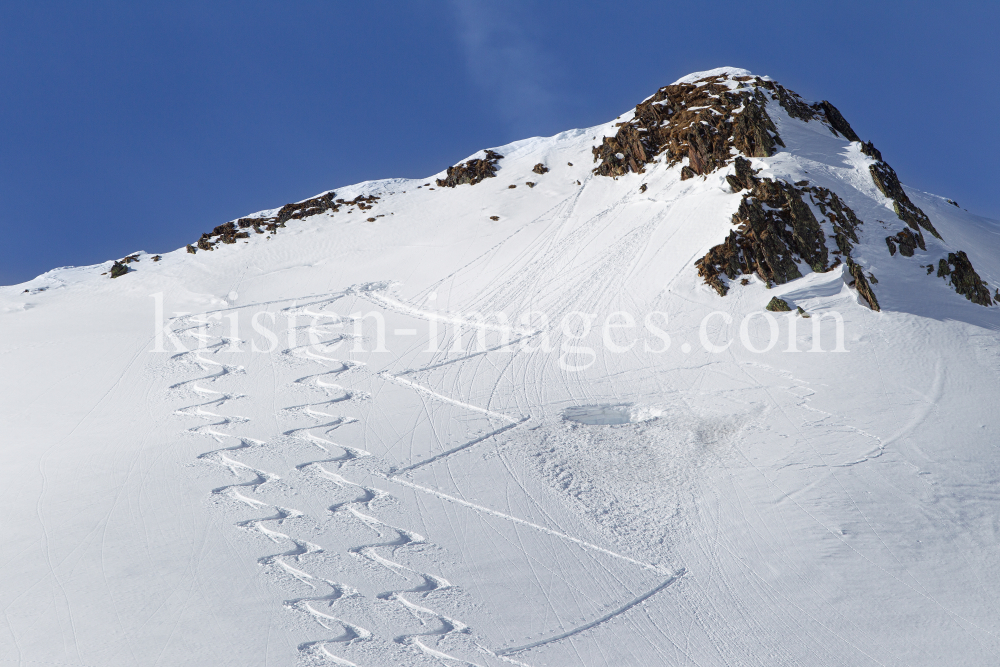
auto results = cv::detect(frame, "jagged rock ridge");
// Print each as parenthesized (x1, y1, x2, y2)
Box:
(589, 69, 990, 309)
(105, 68, 992, 311)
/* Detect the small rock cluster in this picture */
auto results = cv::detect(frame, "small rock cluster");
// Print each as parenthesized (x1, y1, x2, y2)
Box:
(187, 192, 380, 253)
(885, 228, 924, 257)
(436, 150, 504, 188)
(937, 251, 994, 306)
(861, 141, 991, 306)
(109, 253, 141, 279)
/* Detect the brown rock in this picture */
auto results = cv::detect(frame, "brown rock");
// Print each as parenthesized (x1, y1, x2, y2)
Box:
(817, 101, 860, 142)
(532, 163, 549, 174)
(591, 74, 785, 180)
(732, 89, 782, 158)
(726, 156, 758, 192)
(436, 150, 503, 188)
(847, 259, 880, 311)
(697, 178, 864, 297)
(860, 141, 883, 162)
(766, 297, 792, 311)
(109, 261, 129, 279)
(939, 251, 993, 306)
(869, 160, 941, 239)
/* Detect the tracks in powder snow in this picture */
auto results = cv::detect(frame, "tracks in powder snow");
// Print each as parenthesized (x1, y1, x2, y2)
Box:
(169, 312, 376, 664)
(169, 304, 500, 665)
(168, 295, 684, 665)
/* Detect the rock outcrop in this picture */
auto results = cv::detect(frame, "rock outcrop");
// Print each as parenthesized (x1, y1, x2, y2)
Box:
(187, 191, 382, 252)
(436, 150, 503, 188)
(591, 74, 787, 179)
(591, 73, 864, 181)
(696, 177, 852, 295)
(937, 251, 994, 306)
(696, 172, 882, 310)
(865, 148, 941, 240)
(766, 297, 791, 312)
(885, 228, 924, 257)
(846, 259, 881, 311)
(817, 100, 860, 142)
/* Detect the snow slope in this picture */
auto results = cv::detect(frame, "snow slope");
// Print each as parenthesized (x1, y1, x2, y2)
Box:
(2, 67, 999, 666)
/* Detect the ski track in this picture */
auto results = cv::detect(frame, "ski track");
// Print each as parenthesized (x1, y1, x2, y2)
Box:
(169, 312, 496, 665)
(496, 570, 687, 656)
(169, 314, 374, 665)
(167, 306, 685, 665)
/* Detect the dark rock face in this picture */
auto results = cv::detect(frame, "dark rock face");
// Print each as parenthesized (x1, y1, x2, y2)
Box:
(591, 74, 786, 179)
(846, 259, 880, 311)
(726, 156, 759, 192)
(769, 81, 817, 122)
(532, 163, 549, 175)
(109, 261, 129, 278)
(766, 297, 791, 312)
(436, 150, 503, 188)
(867, 155, 941, 239)
(732, 90, 781, 158)
(810, 186, 862, 258)
(885, 228, 925, 257)
(817, 101, 860, 142)
(695, 178, 849, 295)
(938, 251, 994, 306)
(590, 73, 858, 182)
(273, 192, 343, 224)
(860, 141, 883, 162)
(187, 245, 197, 254)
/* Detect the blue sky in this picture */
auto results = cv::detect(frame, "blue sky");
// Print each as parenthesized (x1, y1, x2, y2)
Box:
(2, 1, 997, 285)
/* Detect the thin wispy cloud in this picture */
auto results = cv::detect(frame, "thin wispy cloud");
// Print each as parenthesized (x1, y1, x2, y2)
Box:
(450, 0, 561, 137)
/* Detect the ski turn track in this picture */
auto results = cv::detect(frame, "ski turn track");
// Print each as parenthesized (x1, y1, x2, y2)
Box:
(169, 303, 687, 665)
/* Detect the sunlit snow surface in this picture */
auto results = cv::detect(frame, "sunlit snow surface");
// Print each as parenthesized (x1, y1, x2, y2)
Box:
(3, 70, 1000, 666)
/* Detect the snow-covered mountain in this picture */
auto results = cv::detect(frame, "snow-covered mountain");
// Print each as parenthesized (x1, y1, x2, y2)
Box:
(3, 67, 999, 666)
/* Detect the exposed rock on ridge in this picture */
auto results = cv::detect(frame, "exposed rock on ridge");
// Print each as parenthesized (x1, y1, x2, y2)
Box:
(188, 192, 380, 253)
(591, 74, 788, 179)
(591, 72, 862, 181)
(865, 150, 942, 240)
(436, 150, 504, 188)
(938, 252, 994, 306)
(696, 158, 879, 308)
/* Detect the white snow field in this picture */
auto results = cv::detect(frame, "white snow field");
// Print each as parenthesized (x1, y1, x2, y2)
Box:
(2, 68, 999, 666)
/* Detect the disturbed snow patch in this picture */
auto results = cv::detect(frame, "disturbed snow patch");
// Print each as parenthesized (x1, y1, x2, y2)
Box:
(562, 403, 662, 425)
